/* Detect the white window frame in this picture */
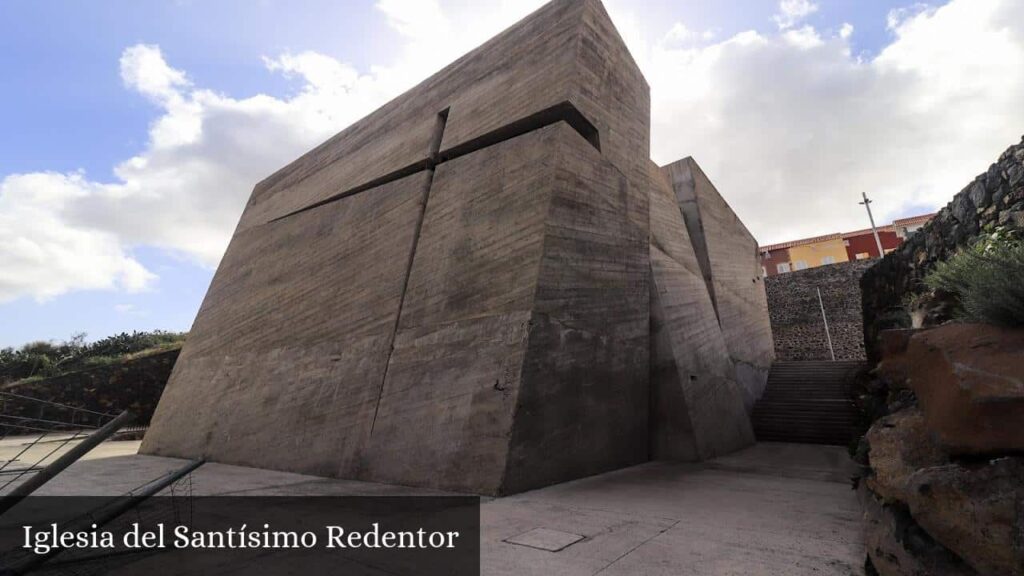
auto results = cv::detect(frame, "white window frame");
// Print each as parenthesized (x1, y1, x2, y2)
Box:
(794, 260, 808, 270)
(777, 262, 791, 273)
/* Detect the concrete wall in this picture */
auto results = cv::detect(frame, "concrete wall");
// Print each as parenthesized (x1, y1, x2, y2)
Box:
(144, 0, 652, 496)
(662, 158, 775, 411)
(144, 0, 770, 495)
(649, 163, 754, 460)
(766, 260, 873, 361)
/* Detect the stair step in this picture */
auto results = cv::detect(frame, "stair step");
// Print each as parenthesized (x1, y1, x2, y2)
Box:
(752, 419, 858, 428)
(753, 407, 857, 415)
(754, 436, 851, 446)
(754, 426, 857, 433)
(765, 379, 851, 384)
(754, 429, 856, 437)
(760, 396, 851, 402)
(754, 421, 857, 428)
(752, 414, 857, 422)
(753, 360, 865, 445)
(771, 361, 866, 366)
(754, 401, 855, 409)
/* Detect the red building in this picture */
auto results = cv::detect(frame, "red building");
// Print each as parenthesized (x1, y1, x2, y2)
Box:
(759, 246, 791, 277)
(759, 213, 935, 276)
(842, 227, 901, 261)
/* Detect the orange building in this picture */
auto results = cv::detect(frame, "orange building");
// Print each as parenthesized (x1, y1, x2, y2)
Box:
(842, 227, 901, 261)
(760, 213, 934, 277)
(760, 233, 847, 276)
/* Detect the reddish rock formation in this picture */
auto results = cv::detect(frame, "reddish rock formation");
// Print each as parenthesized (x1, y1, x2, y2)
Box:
(905, 457, 1024, 576)
(860, 483, 979, 576)
(874, 328, 916, 389)
(904, 323, 1024, 455)
(863, 323, 1024, 575)
(866, 407, 947, 504)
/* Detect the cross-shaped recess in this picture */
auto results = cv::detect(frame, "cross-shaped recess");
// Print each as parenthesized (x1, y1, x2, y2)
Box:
(270, 101, 601, 223)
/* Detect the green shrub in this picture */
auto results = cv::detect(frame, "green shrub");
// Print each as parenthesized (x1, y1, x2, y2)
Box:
(0, 330, 187, 384)
(924, 228, 1024, 327)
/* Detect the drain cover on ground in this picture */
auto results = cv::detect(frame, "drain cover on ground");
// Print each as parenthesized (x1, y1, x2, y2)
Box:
(504, 528, 585, 552)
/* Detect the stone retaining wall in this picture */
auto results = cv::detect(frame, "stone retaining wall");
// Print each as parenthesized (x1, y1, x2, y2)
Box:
(766, 260, 874, 361)
(1, 348, 179, 431)
(861, 136, 1024, 360)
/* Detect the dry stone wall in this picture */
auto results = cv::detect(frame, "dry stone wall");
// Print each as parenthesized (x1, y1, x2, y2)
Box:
(861, 136, 1024, 360)
(1, 348, 178, 431)
(766, 260, 874, 361)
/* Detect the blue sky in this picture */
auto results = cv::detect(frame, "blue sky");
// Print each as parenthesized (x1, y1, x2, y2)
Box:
(2, 0, 1023, 348)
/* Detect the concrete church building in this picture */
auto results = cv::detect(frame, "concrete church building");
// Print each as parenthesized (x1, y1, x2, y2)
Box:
(142, 0, 775, 496)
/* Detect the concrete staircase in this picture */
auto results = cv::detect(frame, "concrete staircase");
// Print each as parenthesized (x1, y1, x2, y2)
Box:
(752, 360, 865, 446)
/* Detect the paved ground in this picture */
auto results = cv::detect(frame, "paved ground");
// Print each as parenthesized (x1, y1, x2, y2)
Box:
(1, 439, 864, 575)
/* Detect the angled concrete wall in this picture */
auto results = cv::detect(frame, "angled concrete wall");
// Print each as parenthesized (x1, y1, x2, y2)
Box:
(143, 0, 651, 496)
(143, 0, 768, 495)
(662, 158, 775, 410)
(649, 163, 754, 460)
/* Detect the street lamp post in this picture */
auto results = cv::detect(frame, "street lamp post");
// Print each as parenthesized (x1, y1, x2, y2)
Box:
(859, 192, 886, 258)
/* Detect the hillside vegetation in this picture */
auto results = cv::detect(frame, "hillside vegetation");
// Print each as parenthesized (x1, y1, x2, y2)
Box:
(0, 331, 187, 386)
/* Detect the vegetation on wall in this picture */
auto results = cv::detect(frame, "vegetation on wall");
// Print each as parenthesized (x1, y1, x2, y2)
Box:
(0, 331, 187, 386)
(923, 227, 1024, 327)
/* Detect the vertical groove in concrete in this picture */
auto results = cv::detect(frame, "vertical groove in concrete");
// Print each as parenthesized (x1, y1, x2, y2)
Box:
(369, 108, 450, 434)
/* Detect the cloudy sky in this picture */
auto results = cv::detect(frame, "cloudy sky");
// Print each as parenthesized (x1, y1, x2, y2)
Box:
(1, 0, 1022, 347)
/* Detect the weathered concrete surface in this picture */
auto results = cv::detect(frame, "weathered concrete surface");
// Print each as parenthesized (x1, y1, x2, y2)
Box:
(663, 158, 775, 410)
(24, 442, 864, 575)
(144, 0, 652, 496)
(238, 0, 648, 231)
(144, 0, 770, 496)
(649, 164, 753, 460)
(363, 124, 649, 495)
(142, 173, 429, 478)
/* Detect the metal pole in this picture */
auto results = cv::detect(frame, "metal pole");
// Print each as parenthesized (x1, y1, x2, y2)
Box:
(0, 410, 135, 515)
(2, 459, 204, 576)
(817, 287, 836, 361)
(860, 192, 886, 258)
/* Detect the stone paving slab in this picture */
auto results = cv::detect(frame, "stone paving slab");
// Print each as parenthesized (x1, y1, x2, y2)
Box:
(504, 528, 587, 552)
(10, 441, 863, 575)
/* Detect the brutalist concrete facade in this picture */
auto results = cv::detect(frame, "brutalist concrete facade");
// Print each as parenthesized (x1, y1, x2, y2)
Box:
(142, 0, 773, 495)
(663, 158, 775, 410)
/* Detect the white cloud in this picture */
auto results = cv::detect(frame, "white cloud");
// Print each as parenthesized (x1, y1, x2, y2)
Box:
(119, 44, 189, 103)
(663, 22, 694, 47)
(0, 1, 549, 304)
(886, 3, 935, 31)
(643, 0, 1024, 244)
(2, 0, 1023, 303)
(0, 172, 155, 303)
(782, 25, 824, 49)
(774, 0, 819, 30)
